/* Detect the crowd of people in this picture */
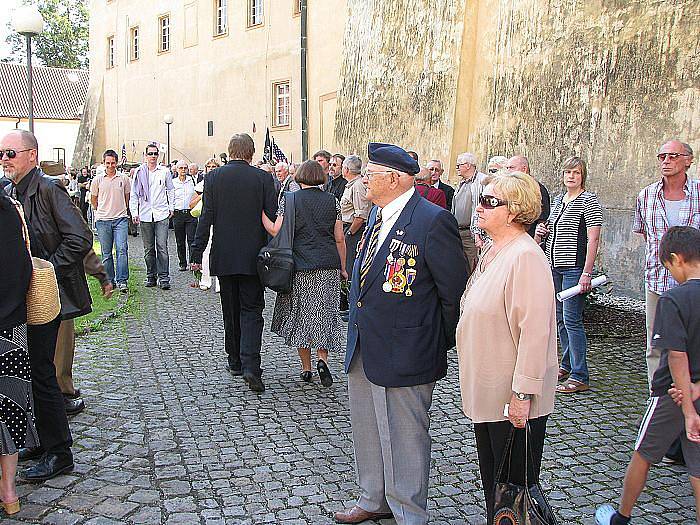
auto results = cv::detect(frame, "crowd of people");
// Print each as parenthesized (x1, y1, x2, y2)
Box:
(0, 126, 698, 525)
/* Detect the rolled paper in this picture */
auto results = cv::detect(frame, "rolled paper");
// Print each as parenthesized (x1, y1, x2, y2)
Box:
(556, 274, 609, 302)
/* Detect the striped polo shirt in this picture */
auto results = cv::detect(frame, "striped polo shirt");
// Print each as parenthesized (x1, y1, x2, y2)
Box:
(545, 191, 603, 268)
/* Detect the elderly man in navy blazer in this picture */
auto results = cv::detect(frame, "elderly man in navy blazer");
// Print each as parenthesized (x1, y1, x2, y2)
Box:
(334, 143, 469, 525)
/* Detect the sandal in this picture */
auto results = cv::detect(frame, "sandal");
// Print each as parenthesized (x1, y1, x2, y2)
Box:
(558, 368, 570, 382)
(300, 371, 313, 383)
(556, 379, 589, 393)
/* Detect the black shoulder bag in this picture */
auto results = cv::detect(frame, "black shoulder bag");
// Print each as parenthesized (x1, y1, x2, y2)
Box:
(257, 191, 296, 294)
(492, 423, 558, 525)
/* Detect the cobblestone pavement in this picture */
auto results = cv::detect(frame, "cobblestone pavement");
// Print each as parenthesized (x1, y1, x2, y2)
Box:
(7, 234, 695, 524)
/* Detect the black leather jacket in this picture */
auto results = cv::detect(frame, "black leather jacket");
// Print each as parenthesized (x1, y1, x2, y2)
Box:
(5, 169, 93, 320)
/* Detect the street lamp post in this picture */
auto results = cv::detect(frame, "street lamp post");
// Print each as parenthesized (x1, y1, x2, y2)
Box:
(14, 5, 44, 133)
(163, 114, 174, 165)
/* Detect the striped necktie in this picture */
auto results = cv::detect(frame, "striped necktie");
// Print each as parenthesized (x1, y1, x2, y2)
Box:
(359, 209, 383, 290)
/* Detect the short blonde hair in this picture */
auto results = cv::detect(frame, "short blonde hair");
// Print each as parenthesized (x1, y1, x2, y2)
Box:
(483, 172, 542, 225)
(204, 157, 220, 168)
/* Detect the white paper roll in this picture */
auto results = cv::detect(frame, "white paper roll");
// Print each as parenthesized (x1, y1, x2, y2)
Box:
(556, 274, 608, 302)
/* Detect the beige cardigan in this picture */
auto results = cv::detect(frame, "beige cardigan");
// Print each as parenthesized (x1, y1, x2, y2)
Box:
(456, 233, 558, 423)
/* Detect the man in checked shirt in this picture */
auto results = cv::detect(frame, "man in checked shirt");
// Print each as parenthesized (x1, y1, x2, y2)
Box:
(633, 140, 699, 387)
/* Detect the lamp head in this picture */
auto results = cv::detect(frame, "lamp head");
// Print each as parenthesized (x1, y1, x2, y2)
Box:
(163, 114, 174, 125)
(14, 5, 44, 37)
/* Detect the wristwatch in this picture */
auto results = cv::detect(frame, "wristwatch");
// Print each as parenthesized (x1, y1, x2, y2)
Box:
(581, 272, 592, 277)
(513, 392, 532, 400)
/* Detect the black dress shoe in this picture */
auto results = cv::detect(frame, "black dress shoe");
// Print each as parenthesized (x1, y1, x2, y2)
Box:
(160, 282, 171, 290)
(20, 453, 74, 483)
(144, 280, 157, 287)
(18, 447, 44, 462)
(243, 372, 265, 393)
(63, 388, 81, 399)
(226, 365, 243, 376)
(64, 396, 85, 416)
(317, 360, 334, 387)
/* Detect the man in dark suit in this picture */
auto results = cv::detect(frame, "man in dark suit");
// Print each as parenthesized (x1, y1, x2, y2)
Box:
(334, 143, 469, 525)
(190, 133, 277, 393)
(427, 159, 455, 211)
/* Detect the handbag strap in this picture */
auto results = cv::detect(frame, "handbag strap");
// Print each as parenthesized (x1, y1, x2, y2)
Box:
(11, 198, 32, 256)
(494, 425, 516, 484)
(279, 190, 296, 247)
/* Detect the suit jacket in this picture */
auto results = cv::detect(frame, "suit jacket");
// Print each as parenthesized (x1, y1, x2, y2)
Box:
(527, 180, 551, 239)
(438, 180, 455, 211)
(190, 160, 277, 276)
(345, 191, 470, 387)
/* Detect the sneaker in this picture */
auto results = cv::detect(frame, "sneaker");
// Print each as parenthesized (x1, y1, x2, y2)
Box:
(117, 283, 128, 293)
(595, 505, 618, 525)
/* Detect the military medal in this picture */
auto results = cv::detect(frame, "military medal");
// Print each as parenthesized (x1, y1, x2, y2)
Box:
(405, 269, 416, 296)
(382, 281, 392, 292)
(408, 258, 416, 267)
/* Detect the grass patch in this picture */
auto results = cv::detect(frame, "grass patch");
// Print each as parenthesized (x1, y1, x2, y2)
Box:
(74, 240, 143, 334)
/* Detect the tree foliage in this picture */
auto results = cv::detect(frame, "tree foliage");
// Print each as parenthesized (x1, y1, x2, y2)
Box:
(3, 0, 89, 69)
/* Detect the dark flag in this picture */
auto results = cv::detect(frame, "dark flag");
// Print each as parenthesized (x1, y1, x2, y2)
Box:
(271, 137, 289, 164)
(263, 128, 272, 163)
(121, 144, 127, 166)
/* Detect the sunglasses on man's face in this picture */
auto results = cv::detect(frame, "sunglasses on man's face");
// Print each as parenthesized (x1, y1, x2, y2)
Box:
(0, 148, 32, 159)
(146, 151, 159, 157)
(479, 194, 510, 209)
(657, 152, 690, 162)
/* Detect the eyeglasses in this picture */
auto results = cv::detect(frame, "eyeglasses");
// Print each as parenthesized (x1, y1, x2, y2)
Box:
(657, 152, 690, 162)
(0, 148, 32, 159)
(363, 170, 395, 180)
(177, 166, 187, 169)
(205, 165, 216, 169)
(479, 194, 510, 209)
(488, 168, 499, 174)
(427, 167, 441, 172)
(145, 152, 159, 157)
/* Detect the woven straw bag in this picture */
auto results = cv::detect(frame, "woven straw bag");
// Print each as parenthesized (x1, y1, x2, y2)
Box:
(13, 200, 61, 325)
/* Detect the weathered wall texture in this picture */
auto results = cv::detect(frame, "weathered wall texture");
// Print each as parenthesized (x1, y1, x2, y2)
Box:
(466, 0, 700, 297)
(334, 0, 467, 158)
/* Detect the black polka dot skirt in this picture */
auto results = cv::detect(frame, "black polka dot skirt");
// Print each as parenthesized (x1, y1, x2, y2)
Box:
(0, 324, 40, 454)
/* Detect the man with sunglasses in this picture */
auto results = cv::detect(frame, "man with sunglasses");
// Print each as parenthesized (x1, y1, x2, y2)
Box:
(336, 142, 468, 525)
(328, 153, 348, 202)
(1, 129, 93, 482)
(451, 152, 487, 271)
(426, 159, 455, 211)
(129, 143, 175, 289)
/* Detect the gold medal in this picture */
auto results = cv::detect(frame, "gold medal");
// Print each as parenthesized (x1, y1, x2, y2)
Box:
(408, 258, 416, 266)
(382, 281, 392, 292)
(397, 257, 406, 266)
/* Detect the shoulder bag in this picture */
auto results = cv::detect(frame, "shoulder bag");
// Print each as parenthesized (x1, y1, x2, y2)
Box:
(257, 191, 296, 294)
(13, 200, 61, 325)
(492, 422, 558, 525)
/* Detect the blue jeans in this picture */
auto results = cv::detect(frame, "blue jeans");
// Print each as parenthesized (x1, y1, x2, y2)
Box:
(140, 219, 170, 284)
(96, 217, 129, 285)
(552, 267, 589, 384)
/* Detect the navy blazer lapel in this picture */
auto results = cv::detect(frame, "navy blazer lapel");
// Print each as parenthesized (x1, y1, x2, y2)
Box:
(359, 191, 420, 297)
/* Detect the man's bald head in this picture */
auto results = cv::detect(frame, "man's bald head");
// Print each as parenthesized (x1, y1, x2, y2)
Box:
(1, 129, 39, 183)
(506, 155, 530, 174)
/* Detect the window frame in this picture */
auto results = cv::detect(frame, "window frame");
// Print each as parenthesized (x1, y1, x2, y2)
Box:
(158, 14, 171, 54)
(129, 25, 140, 62)
(247, 0, 264, 28)
(53, 147, 66, 164)
(213, 0, 228, 37)
(272, 80, 291, 129)
(106, 35, 115, 68)
(293, 0, 302, 16)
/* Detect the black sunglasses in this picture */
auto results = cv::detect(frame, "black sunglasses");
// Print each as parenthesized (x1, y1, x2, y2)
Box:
(0, 148, 32, 159)
(145, 151, 159, 156)
(479, 194, 510, 209)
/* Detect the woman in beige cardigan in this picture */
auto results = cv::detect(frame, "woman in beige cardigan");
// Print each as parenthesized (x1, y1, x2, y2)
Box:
(457, 172, 558, 524)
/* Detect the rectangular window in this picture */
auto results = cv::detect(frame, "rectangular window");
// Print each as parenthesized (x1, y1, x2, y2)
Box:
(129, 26, 139, 61)
(159, 15, 170, 53)
(293, 0, 302, 16)
(214, 0, 228, 36)
(107, 35, 115, 68)
(273, 81, 290, 128)
(248, 0, 263, 27)
(53, 148, 65, 164)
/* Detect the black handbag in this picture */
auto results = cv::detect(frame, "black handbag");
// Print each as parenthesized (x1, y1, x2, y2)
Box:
(257, 191, 296, 294)
(492, 423, 558, 525)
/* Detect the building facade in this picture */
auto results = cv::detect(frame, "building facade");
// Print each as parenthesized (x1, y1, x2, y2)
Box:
(86, 0, 345, 166)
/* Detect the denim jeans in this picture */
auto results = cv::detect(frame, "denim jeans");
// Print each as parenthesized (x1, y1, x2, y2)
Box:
(552, 266, 589, 384)
(140, 218, 170, 284)
(96, 217, 129, 285)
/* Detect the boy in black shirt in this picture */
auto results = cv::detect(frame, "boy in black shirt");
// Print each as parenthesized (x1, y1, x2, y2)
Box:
(596, 226, 700, 525)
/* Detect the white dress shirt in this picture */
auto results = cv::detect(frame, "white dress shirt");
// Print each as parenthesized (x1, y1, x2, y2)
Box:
(129, 165, 174, 222)
(376, 187, 415, 248)
(172, 176, 196, 210)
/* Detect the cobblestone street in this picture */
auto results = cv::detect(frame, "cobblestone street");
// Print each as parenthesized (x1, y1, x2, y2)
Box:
(7, 234, 695, 525)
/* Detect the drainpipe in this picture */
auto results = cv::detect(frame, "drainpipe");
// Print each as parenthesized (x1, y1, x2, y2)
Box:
(300, 0, 309, 161)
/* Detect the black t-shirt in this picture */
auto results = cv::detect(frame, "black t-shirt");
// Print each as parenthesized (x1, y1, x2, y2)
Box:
(650, 279, 700, 396)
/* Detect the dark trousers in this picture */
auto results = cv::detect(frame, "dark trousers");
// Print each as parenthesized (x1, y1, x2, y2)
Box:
(26, 317, 73, 459)
(172, 211, 198, 267)
(218, 274, 265, 377)
(473, 415, 548, 524)
(140, 219, 170, 284)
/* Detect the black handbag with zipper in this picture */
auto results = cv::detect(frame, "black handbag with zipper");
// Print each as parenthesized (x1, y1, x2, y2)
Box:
(492, 422, 558, 525)
(257, 191, 296, 294)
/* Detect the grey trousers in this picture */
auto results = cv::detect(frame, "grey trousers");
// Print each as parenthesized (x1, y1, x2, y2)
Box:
(645, 288, 661, 387)
(140, 219, 170, 284)
(348, 351, 435, 525)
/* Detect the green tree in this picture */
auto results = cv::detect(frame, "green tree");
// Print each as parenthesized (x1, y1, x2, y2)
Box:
(3, 0, 89, 69)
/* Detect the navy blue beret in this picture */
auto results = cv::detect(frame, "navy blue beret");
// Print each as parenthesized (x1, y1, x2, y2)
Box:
(367, 142, 420, 175)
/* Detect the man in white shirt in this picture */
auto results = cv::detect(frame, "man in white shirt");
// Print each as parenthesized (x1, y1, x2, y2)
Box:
(451, 152, 487, 271)
(129, 143, 174, 289)
(172, 160, 198, 271)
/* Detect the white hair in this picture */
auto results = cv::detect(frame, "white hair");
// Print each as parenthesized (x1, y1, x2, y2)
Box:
(275, 162, 289, 171)
(456, 152, 477, 166)
(342, 155, 362, 174)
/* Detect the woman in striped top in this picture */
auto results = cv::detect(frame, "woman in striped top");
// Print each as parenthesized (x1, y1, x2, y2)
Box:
(535, 157, 603, 393)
